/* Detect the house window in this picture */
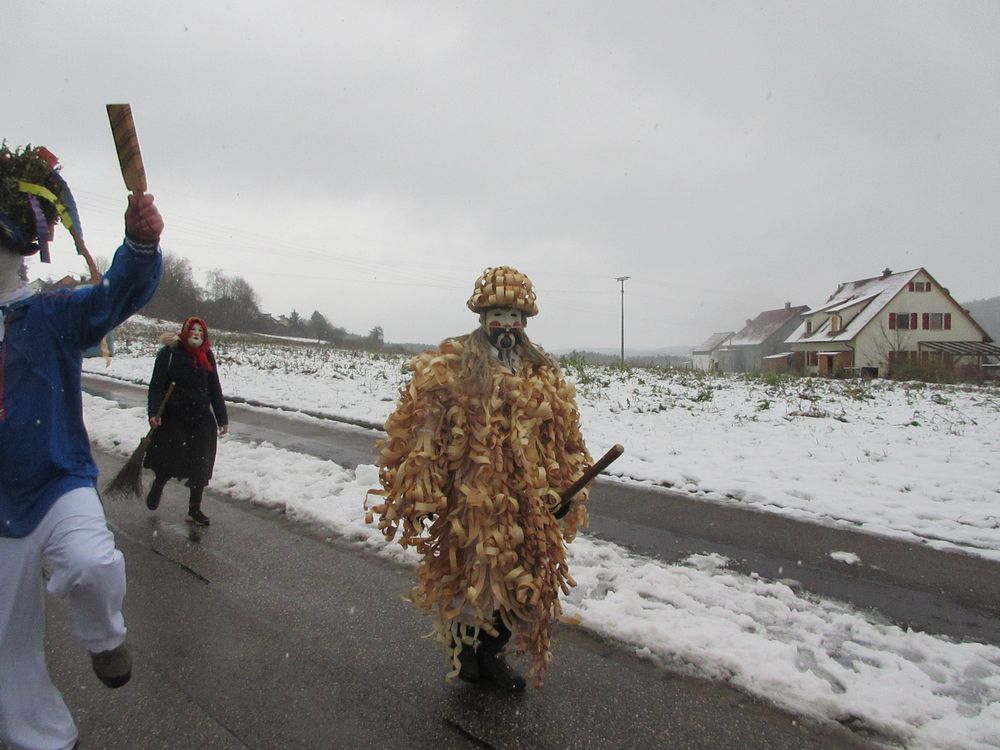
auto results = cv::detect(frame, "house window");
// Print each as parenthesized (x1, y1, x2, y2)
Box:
(908, 281, 931, 292)
(830, 315, 842, 333)
(923, 313, 951, 331)
(807, 351, 818, 366)
(805, 319, 813, 334)
(890, 312, 916, 330)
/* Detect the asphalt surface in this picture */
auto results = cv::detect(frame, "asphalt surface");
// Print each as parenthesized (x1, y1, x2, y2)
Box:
(28, 450, 880, 750)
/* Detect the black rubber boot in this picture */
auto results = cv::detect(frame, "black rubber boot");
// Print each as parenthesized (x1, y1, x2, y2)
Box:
(457, 641, 480, 682)
(145, 476, 167, 510)
(186, 486, 210, 526)
(477, 615, 525, 692)
(478, 648, 526, 692)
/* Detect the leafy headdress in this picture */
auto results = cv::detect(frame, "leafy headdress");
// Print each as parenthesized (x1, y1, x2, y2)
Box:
(0, 142, 98, 280)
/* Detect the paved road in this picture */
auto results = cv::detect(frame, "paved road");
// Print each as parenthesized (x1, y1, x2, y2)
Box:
(82, 373, 1000, 648)
(32, 449, 877, 750)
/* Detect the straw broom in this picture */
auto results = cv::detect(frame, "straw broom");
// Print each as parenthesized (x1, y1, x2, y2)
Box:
(104, 382, 175, 501)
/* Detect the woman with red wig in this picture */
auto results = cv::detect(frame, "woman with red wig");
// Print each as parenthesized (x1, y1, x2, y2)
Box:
(143, 316, 229, 525)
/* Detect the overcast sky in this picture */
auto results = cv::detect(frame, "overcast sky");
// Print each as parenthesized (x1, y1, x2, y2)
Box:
(8, 1, 1000, 350)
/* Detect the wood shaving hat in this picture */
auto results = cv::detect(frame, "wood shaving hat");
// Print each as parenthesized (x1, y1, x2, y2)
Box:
(467, 266, 539, 317)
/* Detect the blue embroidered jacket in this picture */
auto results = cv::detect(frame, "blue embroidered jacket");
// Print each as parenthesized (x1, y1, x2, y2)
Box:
(0, 240, 161, 537)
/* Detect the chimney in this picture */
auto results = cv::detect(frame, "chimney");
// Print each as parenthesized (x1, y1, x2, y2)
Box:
(784, 301, 791, 310)
(881, 267, 892, 278)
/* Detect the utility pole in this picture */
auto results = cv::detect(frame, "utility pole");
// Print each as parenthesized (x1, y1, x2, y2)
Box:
(615, 276, 630, 364)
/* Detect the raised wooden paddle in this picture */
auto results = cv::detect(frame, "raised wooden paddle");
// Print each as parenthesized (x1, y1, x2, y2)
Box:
(106, 103, 147, 195)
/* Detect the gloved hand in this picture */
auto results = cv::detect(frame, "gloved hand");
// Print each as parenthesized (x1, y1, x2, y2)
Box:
(551, 500, 571, 520)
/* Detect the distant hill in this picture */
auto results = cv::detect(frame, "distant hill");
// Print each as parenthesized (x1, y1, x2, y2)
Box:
(962, 296, 1000, 342)
(550, 347, 691, 367)
(390, 344, 693, 365)
(394, 342, 435, 354)
(551, 345, 692, 358)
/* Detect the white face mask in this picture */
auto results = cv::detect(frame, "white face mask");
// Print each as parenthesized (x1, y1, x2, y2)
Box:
(187, 323, 205, 348)
(482, 307, 525, 351)
(0, 249, 28, 301)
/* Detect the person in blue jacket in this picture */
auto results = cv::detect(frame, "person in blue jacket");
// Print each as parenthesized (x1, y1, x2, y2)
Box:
(0, 143, 163, 750)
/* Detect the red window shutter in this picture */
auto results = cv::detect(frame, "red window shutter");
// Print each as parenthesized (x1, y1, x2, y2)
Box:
(944, 313, 951, 330)
(908, 282, 914, 292)
(889, 313, 896, 329)
(922, 313, 930, 330)
(911, 313, 918, 329)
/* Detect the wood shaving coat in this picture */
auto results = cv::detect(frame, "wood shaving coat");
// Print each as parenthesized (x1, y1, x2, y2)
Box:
(370, 337, 591, 684)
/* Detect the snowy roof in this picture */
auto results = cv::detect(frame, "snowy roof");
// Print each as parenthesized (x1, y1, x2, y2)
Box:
(728, 304, 810, 346)
(819, 291, 882, 315)
(786, 268, 922, 344)
(692, 331, 733, 354)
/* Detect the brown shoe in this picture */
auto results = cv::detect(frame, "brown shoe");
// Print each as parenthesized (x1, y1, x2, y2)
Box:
(90, 644, 132, 688)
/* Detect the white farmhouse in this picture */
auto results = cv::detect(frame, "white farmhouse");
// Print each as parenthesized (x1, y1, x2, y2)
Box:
(785, 268, 998, 377)
(691, 331, 733, 372)
(717, 303, 809, 373)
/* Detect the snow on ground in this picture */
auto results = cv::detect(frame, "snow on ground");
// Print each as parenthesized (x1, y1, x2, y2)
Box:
(88, 335, 1000, 561)
(82, 337, 1000, 749)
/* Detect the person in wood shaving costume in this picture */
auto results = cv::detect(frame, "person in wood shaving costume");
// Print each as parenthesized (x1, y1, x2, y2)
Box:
(0, 143, 162, 750)
(369, 266, 592, 691)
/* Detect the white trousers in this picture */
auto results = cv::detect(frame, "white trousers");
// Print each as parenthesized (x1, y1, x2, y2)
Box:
(0, 487, 127, 750)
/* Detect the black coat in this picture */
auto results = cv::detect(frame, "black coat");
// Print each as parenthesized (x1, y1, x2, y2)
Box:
(143, 345, 228, 487)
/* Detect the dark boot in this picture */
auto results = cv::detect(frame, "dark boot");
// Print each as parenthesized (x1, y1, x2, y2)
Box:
(478, 649, 526, 692)
(458, 642, 480, 682)
(145, 476, 167, 510)
(186, 486, 210, 526)
(477, 615, 525, 692)
(90, 643, 132, 688)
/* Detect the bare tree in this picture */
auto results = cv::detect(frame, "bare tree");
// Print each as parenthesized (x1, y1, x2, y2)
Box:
(864, 321, 915, 377)
(203, 269, 262, 330)
(307, 310, 333, 341)
(144, 252, 202, 320)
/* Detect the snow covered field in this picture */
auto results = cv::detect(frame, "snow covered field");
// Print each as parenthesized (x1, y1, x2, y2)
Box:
(82, 328, 1000, 749)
